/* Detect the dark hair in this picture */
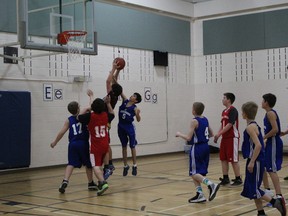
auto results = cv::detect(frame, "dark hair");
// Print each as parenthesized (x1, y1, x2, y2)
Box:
(112, 83, 123, 97)
(193, 102, 205, 115)
(134, 92, 142, 103)
(67, 101, 79, 115)
(224, 92, 236, 104)
(91, 98, 105, 114)
(262, 93, 276, 108)
(242, 101, 258, 120)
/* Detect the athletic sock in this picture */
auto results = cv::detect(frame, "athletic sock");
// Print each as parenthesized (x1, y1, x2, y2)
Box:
(196, 186, 203, 194)
(202, 178, 212, 186)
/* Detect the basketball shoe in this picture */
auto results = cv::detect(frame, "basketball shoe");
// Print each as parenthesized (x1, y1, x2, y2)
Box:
(59, 180, 68, 193)
(208, 183, 220, 201)
(188, 192, 206, 203)
(123, 165, 130, 176)
(97, 181, 109, 196)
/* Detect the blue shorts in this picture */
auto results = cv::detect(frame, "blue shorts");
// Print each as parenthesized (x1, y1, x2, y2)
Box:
(265, 136, 283, 172)
(189, 143, 209, 176)
(118, 123, 137, 148)
(68, 140, 92, 168)
(241, 159, 265, 199)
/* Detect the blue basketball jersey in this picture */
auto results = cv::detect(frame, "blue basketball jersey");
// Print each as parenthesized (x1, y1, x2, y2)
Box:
(187, 117, 209, 145)
(68, 116, 89, 143)
(263, 109, 281, 137)
(118, 99, 136, 125)
(188, 116, 210, 176)
(242, 121, 265, 161)
(263, 109, 283, 172)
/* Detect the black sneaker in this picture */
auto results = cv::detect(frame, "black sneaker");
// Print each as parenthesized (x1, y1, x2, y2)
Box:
(188, 192, 206, 203)
(208, 183, 220, 201)
(219, 177, 230, 186)
(132, 166, 137, 176)
(59, 180, 68, 193)
(284, 176, 288, 180)
(230, 178, 243, 186)
(97, 181, 109, 196)
(273, 196, 287, 216)
(123, 165, 130, 176)
(88, 181, 98, 191)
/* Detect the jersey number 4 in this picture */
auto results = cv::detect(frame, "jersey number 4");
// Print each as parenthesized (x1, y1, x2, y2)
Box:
(205, 127, 209, 140)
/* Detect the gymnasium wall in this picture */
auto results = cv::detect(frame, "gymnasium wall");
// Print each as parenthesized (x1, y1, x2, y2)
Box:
(0, 34, 193, 167)
(203, 9, 288, 55)
(0, 0, 193, 168)
(192, 0, 288, 149)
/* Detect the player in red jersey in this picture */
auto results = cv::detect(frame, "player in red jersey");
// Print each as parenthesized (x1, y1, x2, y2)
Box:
(214, 92, 243, 186)
(78, 96, 114, 196)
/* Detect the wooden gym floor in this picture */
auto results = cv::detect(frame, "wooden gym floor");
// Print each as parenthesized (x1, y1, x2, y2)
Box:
(1, 152, 288, 216)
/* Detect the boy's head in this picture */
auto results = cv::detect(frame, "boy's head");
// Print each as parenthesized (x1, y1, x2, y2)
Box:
(111, 83, 123, 97)
(223, 92, 235, 104)
(262, 93, 276, 108)
(67, 101, 79, 115)
(91, 98, 105, 114)
(131, 92, 142, 104)
(193, 102, 205, 116)
(242, 101, 258, 120)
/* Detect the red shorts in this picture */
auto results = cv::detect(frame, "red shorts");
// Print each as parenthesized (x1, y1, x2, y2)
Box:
(219, 137, 239, 162)
(90, 148, 109, 167)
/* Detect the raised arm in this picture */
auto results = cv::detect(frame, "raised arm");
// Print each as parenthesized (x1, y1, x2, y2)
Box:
(106, 60, 120, 94)
(112, 69, 121, 84)
(87, 89, 94, 107)
(120, 91, 128, 101)
(50, 119, 69, 148)
(104, 95, 114, 115)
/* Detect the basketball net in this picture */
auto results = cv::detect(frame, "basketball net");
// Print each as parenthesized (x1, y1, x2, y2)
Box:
(62, 31, 87, 61)
(65, 35, 86, 61)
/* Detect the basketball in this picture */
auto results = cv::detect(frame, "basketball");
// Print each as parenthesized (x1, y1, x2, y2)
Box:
(115, 57, 126, 70)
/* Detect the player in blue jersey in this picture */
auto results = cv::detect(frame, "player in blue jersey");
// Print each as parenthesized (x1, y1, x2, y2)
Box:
(176, 102, 220, 203)
(241, 101, 286, 216)
(262, 93, 285, 200)
(118, 91, 142, 176)
(50, 101, 97, 193)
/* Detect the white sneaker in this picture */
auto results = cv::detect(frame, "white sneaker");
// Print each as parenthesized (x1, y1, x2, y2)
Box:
(264, 189, 274, 197)
(188, 192, 206, 203)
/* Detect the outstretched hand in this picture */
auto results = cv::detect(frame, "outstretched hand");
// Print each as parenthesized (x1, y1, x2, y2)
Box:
(112, 59, 121, 70)
(87, 89, 93, 97)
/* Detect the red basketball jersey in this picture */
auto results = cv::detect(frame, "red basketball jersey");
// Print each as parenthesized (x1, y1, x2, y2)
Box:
(221, 106, 239, 139)
(88, 112, 109, 154)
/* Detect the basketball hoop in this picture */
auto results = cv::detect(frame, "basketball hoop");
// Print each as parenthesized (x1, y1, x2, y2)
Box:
(57, 30, 87, 61)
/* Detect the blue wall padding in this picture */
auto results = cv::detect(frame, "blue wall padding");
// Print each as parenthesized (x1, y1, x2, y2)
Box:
(0, 91, 31, 169)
